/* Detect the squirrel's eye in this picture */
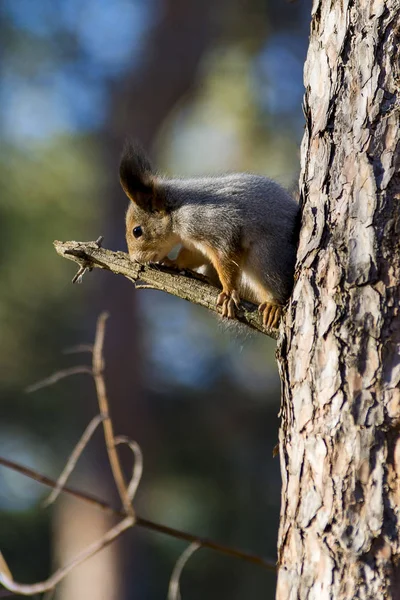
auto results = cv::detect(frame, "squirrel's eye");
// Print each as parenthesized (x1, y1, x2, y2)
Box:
(133, 226, 143, 239)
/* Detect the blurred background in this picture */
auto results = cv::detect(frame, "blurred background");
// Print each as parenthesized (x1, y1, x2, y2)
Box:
(0, 0, 310, 598)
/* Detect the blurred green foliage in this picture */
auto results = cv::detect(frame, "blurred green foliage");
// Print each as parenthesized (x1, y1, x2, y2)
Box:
(0, 137, 103, 384)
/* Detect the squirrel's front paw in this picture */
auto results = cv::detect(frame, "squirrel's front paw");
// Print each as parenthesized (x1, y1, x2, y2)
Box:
(217, 290, 241, 319)
(160, 257, 178, 268)
(258, 302, 281, 329)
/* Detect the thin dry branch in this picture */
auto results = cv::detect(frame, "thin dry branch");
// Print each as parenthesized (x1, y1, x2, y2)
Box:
(26, 314, 134, 518)
(0, 457, 276, 572)
(44, 413, 104, 507)
(92, 312, 134, 517)
(0, 315, 140, 597)
(0, 517, 134, 596)
(53, 240, 279, 340)
(25, 366, 92, 393)
(1, 313, 276, 598)
(115, 436, 144, 502)
(168, 542, 201, 600)
(63, 344, 94, 354)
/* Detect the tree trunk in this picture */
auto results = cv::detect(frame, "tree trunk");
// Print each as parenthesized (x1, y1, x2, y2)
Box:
(276, 1, 400, 599)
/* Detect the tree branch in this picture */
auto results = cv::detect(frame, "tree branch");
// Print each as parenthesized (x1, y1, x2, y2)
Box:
(0, 457, 276, 572)
(0, 517, 134, 596)
(92, 312, 135, 518)
(53, 240, 278, 340)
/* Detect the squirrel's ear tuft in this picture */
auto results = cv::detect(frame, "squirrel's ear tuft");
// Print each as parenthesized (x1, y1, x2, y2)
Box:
(119, 140, 153, 196)
(119, 141, 167, 213)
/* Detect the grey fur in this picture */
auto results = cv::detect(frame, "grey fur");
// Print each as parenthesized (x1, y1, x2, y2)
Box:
(162, 174, 299, 304)
(121, 142, 299, 309)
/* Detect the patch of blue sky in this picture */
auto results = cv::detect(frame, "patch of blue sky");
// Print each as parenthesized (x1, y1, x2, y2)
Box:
(140, 293, 224, 389)
(61, 0, 154, 76)
(1, 0, 156, 140)
(2, 0, 61, 37)
(1, 71, 106, 141)
(51, 68, 107, 129)
(252, 32, 305, 117)
(150, 331, 223, 389)
(3, 0, 155, 76)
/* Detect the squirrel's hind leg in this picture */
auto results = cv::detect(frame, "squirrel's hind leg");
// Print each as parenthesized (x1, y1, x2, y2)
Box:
(258, 302, 281, 329)
(238, 271, 282, 329)
(245, 277, 282, 329)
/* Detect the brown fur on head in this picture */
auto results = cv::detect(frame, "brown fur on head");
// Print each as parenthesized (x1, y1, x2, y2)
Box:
(120, 141, 179, 263)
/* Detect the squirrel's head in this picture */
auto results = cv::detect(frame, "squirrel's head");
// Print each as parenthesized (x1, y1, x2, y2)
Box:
(120, 142, 179, 263)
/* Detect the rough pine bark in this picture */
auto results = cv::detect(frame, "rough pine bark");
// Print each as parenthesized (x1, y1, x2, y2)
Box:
(276, 1, 400, 599)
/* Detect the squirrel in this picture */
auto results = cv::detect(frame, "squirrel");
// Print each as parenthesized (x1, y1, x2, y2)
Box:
(119, 141, 300, 329)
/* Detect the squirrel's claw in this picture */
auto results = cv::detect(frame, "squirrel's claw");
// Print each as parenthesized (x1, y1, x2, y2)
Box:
(160, 257, 177, 268)
(258, 302, 281, 329)
(217, 290, 241, 319)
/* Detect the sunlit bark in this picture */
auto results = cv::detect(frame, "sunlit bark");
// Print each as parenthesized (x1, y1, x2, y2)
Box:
(276, 1, 400, 598)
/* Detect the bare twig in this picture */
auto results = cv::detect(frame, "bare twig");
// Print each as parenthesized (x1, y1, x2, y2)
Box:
(0, 561, 15, 598)
(0, 457, 276, 572)
(44, 414, 104, 507)
(168, 543, 201, 600)
(72, 265, 90, 284)
(63, 344, 94, 354)
(25, 366, 92, 393)
(1, 313, 276, 599)
(135, 283, 158, 290)
(0, 517, 134, 596)
(42, 588, 55, 600)
(0, 314, 140, 597)
(115, 436, 143, 502)
(0, 555, 12, 583)
(0, 457, 115, 515)
(92, 312, 134, 517)
(53, 240, 279, 339)
(27, 316, 134, 516)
